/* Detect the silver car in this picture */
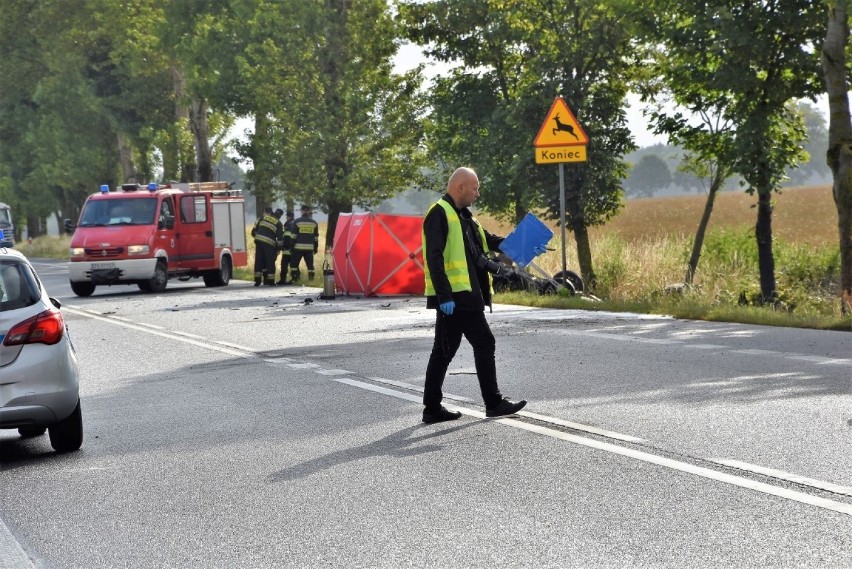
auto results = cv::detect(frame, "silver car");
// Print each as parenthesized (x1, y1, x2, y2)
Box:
(0, 242, 83, 452)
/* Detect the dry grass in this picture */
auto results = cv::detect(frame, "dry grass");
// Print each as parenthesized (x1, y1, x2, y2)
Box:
(475, 185, 846, 323)
(477, 185, 838, 246)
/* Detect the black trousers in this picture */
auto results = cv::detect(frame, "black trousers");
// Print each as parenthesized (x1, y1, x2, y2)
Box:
(424, 310, 502, 410)
(254, 242, 278, 284)
(289, 250, 315, 274)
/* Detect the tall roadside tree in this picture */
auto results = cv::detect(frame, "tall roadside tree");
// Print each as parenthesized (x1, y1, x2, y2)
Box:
(267, 0, 428, 250)
(398, 0, 637, 288)
(0, 0, 132, 236)
(821, 1, 852, 315)
(641, 0, 824, 303)
(206, 0, 320, 211)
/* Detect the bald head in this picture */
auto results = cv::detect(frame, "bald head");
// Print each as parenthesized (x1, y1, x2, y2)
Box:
(447, 167, 480, 209)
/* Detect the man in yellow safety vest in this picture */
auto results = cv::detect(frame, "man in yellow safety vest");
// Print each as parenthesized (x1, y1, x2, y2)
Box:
(421, 166, 527, 423)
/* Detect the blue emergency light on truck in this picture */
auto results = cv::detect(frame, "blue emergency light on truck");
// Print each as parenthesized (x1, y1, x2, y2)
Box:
(0, 202, 13, 247)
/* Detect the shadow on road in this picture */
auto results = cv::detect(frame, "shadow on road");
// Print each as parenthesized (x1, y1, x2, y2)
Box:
(267, 422, 478, 483)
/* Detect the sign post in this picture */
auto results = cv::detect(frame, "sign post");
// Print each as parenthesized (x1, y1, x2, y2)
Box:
(533, 96, 588, 284)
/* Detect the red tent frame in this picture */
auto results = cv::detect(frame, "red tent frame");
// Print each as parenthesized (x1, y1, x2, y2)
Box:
(332, 212, 425, 296)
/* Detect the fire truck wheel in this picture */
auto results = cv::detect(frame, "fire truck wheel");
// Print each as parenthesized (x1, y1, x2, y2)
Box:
(203, 256, 232, 287)
(145, 260, 168, 293)
(70, 281, 96, 297)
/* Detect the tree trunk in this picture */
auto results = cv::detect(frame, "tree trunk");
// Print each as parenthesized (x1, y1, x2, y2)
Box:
(755, 189, 777, 303)
(189, 98, 213, 182)
(321, 0, 348, 253)
(160, 129, 180, 182)
(26, 214, 44, 239)
(117, 132, 135, 183)
(513, 193, 526, 225)
(565, 183, 596, 289)
(821, 2, 852, 315)
(325, 197, 352, 252)
(573, 223, 595, 290)
(251, 112, 274, 214)
(685, 169, 723, 285)
(170, 65, 196, 183)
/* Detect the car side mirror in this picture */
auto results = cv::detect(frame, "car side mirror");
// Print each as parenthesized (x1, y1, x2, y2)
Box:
(63, 219, 76, 234)
(49, 297, 61, 309)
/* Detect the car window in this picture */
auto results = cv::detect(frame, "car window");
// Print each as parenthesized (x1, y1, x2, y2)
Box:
(0, 261, 39, 311)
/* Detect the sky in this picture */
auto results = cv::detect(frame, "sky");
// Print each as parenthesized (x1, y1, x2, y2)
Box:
(232, 43, 832, 152)
(392, 42, 669, 147)
(392, 42, 832, 149)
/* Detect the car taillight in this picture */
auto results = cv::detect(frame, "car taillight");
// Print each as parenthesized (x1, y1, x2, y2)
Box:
(3, 309, 65, 346)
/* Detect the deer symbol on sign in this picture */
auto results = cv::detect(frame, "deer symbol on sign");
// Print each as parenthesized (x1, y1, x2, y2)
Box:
(552, 113, 579, 140)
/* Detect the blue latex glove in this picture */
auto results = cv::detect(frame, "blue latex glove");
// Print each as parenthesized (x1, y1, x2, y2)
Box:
(533, 245, 548, 256)
(439, 301, 455, 316)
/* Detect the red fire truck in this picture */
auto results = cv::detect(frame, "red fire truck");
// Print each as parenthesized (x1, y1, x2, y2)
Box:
(67, 181, 248, 297)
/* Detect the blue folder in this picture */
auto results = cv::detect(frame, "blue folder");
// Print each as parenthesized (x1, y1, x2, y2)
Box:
(498, 213, 553, 268)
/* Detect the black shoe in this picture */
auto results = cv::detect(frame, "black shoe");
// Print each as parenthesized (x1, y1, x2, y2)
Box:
(422, 406, 462, 424)
(254, 281, 261, 287)
(485, 398, 527, 418)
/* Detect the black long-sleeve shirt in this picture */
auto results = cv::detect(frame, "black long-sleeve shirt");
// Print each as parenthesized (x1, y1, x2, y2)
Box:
(423, 194, 504, 311)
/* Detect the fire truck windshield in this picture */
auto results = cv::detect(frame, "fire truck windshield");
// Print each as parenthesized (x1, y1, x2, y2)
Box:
(79, 198, 158, 227)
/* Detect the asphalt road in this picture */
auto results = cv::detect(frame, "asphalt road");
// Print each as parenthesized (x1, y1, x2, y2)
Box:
(1, 259, 850, 568)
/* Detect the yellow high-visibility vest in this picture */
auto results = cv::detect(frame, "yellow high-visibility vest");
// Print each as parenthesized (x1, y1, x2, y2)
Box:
(423, 199, 490, 296)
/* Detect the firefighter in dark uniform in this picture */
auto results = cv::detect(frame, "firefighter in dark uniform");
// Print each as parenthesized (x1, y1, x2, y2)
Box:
(277, 210, 297, 285)
(288, 205, 319, 283)
(251, 207, 283, 286)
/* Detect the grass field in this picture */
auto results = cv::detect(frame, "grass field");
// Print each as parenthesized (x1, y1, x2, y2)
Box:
(476, 184, 847, 328)
(484, 184, 840, 295)
(478, 185, 837, 246)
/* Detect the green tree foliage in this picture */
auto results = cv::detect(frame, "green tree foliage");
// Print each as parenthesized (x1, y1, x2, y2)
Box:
(224, 0, 428, 248)
(398, 0, 637, 287)
(0, 0, 129, 236)
(786, 101, 831, 186)
(625, 155, 672, 198)
(639, 0, 825, 302)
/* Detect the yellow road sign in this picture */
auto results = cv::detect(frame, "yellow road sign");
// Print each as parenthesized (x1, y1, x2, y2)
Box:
(533, 97, 589, 147)
(535, 145, 587, 164)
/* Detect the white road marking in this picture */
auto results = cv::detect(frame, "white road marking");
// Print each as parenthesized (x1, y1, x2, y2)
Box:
(330, 378, 852, 517)
(215, 341, 258, 352)
(332, 377, 422, 403)
(367, 376, 476, 403)
(314, 368, 353, 376)
(62, 306, 251, 359)
(712, 460, 852, 497)
(732, 349, 782, 356)
(169, 331, 206, 340)
(286, 362, 320, 369)
(60, 304, 852, 518)
(517, 410, 646, 443)
(0, 518, 34, 569)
